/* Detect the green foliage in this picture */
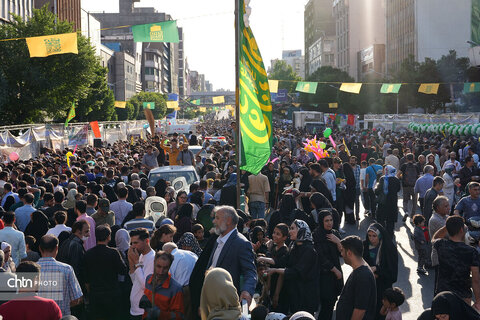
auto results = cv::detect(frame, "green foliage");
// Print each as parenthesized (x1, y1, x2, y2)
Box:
(268, 60, 302, 93)
(124, 91, 166, 120)
(0, 5, 104, 124)
(76, 65, 116, 121)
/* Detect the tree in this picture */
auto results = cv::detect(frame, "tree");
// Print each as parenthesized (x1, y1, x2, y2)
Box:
(0, 6, 100, 124)
(268, 60, 302, 93)
(125, 92, 166, 120)
(76, 64, 116, 121)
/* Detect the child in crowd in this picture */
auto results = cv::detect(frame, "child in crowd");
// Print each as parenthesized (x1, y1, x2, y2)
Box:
(192, 223, 207, 249)
(380, 287, 405, 320)
(412, 214, 430, 275)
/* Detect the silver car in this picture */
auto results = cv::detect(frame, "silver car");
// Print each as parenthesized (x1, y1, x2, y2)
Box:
(148, 165, 200, 187)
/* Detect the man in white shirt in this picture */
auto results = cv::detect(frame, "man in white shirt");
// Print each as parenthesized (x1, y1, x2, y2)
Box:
(442, 152, 462, 176)
(128, 228, 155, 318)
(0, 211, 27, 266)
(110, 187, 133, 226)
(162, 242, 197, 286)
(46, 211, 71, 237)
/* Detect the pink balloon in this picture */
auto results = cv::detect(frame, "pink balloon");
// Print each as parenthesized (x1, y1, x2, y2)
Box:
(9, 152, 19, 162)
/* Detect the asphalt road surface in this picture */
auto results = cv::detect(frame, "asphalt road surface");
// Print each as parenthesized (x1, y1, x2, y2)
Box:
(338, 198, 434, 320)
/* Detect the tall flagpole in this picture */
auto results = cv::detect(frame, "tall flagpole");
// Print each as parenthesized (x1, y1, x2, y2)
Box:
(235, 0, 241, 209)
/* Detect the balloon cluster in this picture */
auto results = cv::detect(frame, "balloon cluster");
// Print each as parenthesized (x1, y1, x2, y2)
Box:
(408, 122, 480, 136)
(303, 136, 328, 160)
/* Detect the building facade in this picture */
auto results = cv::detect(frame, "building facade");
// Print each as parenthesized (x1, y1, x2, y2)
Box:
(304, 0, 336, 78)
(34, 0, 81, 30)
(0, 0, 34, 24)
(386, 0, 471, 75)
(333, 0, 386, 80)
(282, 50, 305, 79)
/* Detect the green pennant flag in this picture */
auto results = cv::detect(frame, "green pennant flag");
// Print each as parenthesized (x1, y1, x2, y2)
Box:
(132, 21, 180, 43)
(239, 0, 272, 174)
(464, 82, 480, 93)
(296, 81, 318, 94)
(380, 83, 401, 94)
(64, 102, 75, 128)
(143, 102, 155, 110)
(191, 99, 201, 105)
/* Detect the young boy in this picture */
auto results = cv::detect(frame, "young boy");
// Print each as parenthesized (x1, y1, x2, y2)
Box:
(413, 214, 430, 274)
(380, 287, 405, 320)
(192, 224, 208, 249)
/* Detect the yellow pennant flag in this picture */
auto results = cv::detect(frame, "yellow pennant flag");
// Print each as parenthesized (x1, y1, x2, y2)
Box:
(212, 96, 225, 104)
(340, 83, 362, 94)
(343, 138, 351, 156)
(26, 32, 78, 57)
(418, 83, 440, 95)
(166, 101, 179, 110)
(115, 101, 126, 108)
(329, 102, 338, 109)
(268, 80, 279, 93)
(199, 107, 207, 112)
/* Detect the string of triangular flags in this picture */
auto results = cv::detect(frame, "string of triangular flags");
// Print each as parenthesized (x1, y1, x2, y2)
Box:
(267, 80, 480, 95)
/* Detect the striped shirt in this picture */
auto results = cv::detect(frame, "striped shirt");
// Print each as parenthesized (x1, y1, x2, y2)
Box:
(142, 273, 184, 320)
(123, 218, 155, 232)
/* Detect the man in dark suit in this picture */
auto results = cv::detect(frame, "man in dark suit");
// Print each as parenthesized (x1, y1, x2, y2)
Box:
(207, 205, 257, 305)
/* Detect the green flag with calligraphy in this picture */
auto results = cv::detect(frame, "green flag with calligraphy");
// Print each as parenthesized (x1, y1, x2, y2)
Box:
(64, 102, 75, 128)
(238, 0, 272, 174)
(132, 21, 179, 43)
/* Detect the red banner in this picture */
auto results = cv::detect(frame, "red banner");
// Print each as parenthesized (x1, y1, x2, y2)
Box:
(90, 121, 101, 138)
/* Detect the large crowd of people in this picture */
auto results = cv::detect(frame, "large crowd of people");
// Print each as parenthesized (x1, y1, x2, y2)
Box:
(0, 117, 479, 320)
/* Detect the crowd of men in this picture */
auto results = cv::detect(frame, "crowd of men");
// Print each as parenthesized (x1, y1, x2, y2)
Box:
(0, 118, 478, 320)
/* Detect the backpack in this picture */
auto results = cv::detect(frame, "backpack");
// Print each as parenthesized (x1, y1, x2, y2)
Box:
(403, 163, 419, 187)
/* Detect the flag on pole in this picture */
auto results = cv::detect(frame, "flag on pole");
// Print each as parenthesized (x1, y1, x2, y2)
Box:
(143, 102, 155, 109)
(64, 102, 75, 128)
(463, 82, 480, 93)
(132, 21, 180, 43)
(268, 80, 279, 93)
(114, 101, 126, 108)
(90, 121, 101, 138)
(418, 83, 439, 94)
(212, 96, 225, 104)
(296, 81, 318, 94)
(343, 138, 351, 156)
(380, 83, 401, 94)
(26, 32, 78, 57)
(166, 101, 179, 110)
(239, 0, 272, 174)
(340, 83, 362, 94)
(329, 103, 338, 109)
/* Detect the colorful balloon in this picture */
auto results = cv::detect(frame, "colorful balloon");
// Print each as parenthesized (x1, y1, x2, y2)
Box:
(323, 128, 332, 138)
(8, 152, 19, 162)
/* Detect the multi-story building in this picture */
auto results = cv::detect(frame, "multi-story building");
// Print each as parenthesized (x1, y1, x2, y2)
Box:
(34, 0, 81, 30)
(99, 44, 116, 93)
(304, 0, 336, 78)
(92, 0, 179, 94)
(114, 51, 137, 101)
(386, 0, 471, 75)
(178, 27, 187, 97)
(0, 0, 34, 24)
(80, 9, 101, 56)
(282, 50, 305, 79)
(333, 0, 386, 80)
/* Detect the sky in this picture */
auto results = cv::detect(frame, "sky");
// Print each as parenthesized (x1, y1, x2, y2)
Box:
(82, 0, 309, 91)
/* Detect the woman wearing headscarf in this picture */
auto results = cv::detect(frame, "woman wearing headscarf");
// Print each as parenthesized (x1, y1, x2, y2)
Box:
(363, 223, 398, 320)
(1, 242, 15, 272)
(24, 211, 49, 252)
(268, 193, 315, 238)
(267, 219, 318, 315)
(426, 153, 439, 176)
(263, 162, 279, 209)
(190, 191, 204, 219)
(442, 164, 456, 209)
(375, 165, 401, 236)
(219, 173, 237, 208)
(63, 189, 77, 209)
(164, 186, 176, 205)
(310, 179, 334, 205)
(178, 232, 203, 257)
(313, 210, 343, 320)
(430, 291, 480, 320)
(342, 162, 357, 225)
(309, 192, 340, 230)
(174, 203, 194, 242)
(168, 190, 187, 220)
(126, 185, 140, 204)
(154, 178, 168, 198)
(199, 267, 248, 320)
(298, 167, 313, 214)
(276, 167, 294, 206)
(103, 184, 118, 203)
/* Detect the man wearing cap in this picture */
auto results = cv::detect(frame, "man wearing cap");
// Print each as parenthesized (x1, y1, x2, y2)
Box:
(177, 142, 195, 167)
(91, 199, 115, 227)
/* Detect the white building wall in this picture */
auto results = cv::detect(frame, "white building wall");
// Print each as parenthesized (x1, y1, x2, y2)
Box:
(415, 0, 471, 62)
(81, 9, 101, 56)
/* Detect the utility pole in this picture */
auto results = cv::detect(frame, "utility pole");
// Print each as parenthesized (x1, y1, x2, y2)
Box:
(235, 0, 241, 209)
